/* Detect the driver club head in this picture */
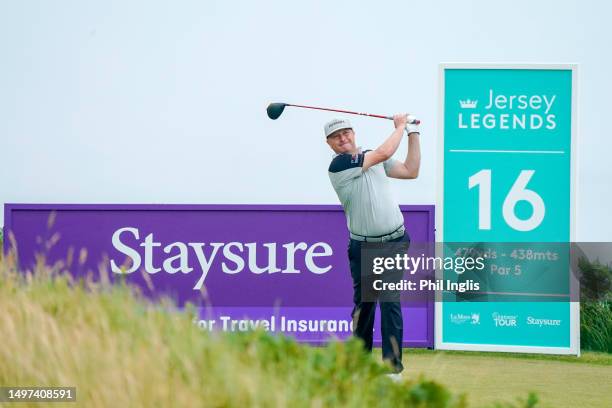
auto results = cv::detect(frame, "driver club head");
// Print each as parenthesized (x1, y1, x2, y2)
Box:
(266, 102, 287, 120)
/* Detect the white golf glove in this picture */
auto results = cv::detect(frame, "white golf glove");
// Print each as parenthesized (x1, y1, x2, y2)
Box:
(405, 115, 420, 135)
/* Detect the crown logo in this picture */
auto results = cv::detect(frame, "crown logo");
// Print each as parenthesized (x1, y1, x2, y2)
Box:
(459, 99, 478, 109)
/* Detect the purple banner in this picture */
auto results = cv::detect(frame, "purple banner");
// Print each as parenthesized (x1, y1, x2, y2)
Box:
(4, 204, 434, 347)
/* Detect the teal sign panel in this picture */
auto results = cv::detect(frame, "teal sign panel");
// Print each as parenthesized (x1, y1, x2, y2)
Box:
(438, 65, 578, 354)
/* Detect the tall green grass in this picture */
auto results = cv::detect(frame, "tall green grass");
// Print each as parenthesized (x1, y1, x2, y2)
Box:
(581, 301, 612, 352)
(0, 251, 544, 407)
(0, 252, 474, 407)
(579, 258, 612, 353)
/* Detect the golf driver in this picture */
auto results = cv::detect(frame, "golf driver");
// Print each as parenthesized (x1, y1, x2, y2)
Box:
(266, 102, 421, 125)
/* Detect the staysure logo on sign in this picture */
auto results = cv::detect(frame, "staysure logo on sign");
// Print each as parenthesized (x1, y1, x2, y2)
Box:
(526, 316, 562, 327)
(458, 89, 557, 130)
(109, 227, 334, 289)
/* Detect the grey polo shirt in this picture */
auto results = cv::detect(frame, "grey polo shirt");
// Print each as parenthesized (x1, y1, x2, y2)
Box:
(328, 148, 404, 237)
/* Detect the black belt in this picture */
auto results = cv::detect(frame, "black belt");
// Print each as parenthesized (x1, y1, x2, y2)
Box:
(350, 225, 405, 242)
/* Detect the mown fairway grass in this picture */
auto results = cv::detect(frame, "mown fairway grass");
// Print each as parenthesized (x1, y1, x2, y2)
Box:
(396, 349, 611, 408)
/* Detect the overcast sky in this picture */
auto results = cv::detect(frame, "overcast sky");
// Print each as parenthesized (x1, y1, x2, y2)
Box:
(1, 0, 610, 241)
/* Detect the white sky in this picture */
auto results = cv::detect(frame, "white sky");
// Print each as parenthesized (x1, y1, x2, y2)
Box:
(1, 0, 611, 241)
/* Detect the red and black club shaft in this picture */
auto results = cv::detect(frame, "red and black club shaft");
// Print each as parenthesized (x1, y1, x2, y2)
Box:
(266, 102, 421, 125)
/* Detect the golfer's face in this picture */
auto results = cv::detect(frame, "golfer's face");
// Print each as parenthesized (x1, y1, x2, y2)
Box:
(327, 128, 356, 154)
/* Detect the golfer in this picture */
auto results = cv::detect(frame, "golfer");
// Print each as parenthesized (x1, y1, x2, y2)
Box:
(326, 114, 420, 375)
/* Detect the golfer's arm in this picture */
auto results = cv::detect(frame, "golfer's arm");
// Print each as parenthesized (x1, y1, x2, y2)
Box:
(362, 127, 404, 171)
(387, 133, 421, 179)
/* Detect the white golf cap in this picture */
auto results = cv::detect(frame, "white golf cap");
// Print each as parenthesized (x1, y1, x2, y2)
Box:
(324, 118, 352, 138)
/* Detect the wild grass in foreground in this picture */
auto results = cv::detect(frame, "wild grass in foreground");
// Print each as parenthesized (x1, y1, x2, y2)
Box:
(0, 252, 541, 408)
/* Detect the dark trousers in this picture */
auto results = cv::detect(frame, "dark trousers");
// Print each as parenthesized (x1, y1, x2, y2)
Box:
(348, 232, 409, 373)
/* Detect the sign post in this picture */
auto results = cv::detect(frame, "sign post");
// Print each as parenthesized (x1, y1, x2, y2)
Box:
(436, 64, 579, 354)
